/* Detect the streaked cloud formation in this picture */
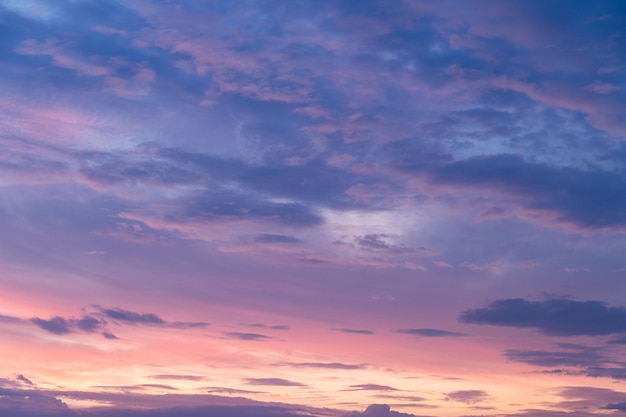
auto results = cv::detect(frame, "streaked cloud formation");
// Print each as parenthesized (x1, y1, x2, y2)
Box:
(1, 0, 625, 416)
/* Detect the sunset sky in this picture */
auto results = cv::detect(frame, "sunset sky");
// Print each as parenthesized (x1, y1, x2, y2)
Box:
(1, 1, 626, 416)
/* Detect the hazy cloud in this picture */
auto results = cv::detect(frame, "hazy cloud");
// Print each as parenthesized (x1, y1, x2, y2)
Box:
(244, 378, 306, 387)
(347, 384, 398, 392)
(445, 390, 490, 404)
(274, 362, 367, 370)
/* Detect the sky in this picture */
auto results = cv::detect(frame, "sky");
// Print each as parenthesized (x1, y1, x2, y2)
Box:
(1, 0, 626, 416)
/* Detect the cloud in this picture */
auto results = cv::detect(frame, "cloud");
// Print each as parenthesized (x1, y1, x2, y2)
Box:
(30, 316, 73, 335)
(247, 323, 290, 331)
(603, 402, 626, 412)
(347, 384, 398, 392)
(394, 328, 467, 338)
(225, 332, 271, 341)
(504, 349, 603, 368)
(98, 307, 209, 329)
(206, 387, 264, 395)
(254, 234, 301, 244)
(445, 390, 490, 404)
(331, 328, 375, 335)
(244, 378, 307, 387)
(274, 362, 368, 370)
(15, 306, 208, 339)
(100, 308, 165, 324)
(30, 315, 106, 335)
(16, 375, 34, 386)
(427, 154, 626, 231)
(150, 375, 205, 381)
(459, 298, 626, 336)
(503, 345, 626, 381)
(607, 336, 626, 344)
(343, 404, 417, 417)
(0, 314, 27, 325)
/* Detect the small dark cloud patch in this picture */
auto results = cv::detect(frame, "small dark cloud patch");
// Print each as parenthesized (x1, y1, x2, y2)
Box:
(332, 328, 375, 335)
(254, 234, 300, 244)
(347, 384, 398, 392)
(445, 390, 490, 405)
(16, 375, 34, 386)
(607, 336, 626, 344)
(603, 402, 626, 412)
(225, 332, 271, 341)
(98, 306, 209, 329)
(31, 317, 74, 335)
(101, 308, 166, 325)
(21, 307, 207, 339)
(244, 378, 306, 387)
(459, 298, 626, 336)
(0, 314, 26, 325)
(76, 315, 102, 332)
(247, 323, 290, 331)
(394, 328, 467, 338)
(31, 314, 106, 336)
(274, 362, 367, 370)
(356, 234, 413, 254)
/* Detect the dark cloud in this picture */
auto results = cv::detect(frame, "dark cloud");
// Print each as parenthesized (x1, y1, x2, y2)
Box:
(459, 298, 626, 336)
(355, 234, 413, 254)
(30, 314, 105, 335)
(332, 328, 375, 335)
(394, 328, 467, 338)
(101, 308, 166, 325)
(76, 315, 104, 332)
(18, 307, 207, 338)
(428, 154, 626, 230)
(274, 362, 367, 370)
(603, 402, 626, 412)
(504, 346, 626, 381)
(247, 323, 290, 331)
(16, 375, 34, 386)
(444, 390, 490, 405)
(585, 367, 626, 380)
(225, 332, 271, 341)
(347, 384, 398, 392)
(244, 378, 306, 387)
(30, 317, 73, 335)
(99, 307, 209, 329)
(504, 349, 603, 368)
